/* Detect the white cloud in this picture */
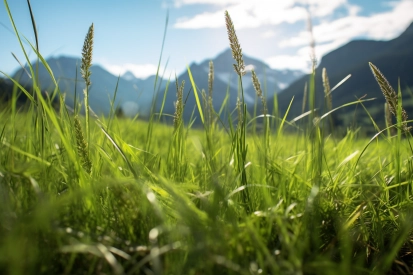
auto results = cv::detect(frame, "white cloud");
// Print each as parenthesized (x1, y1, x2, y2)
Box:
(279, 32, 310, 48)
(347, 4, 361, 16)
(271, 0, 413, 71)
(172, 0, 413, 71)
(286, 0, 413, 47)
(172, 0, 363, 30)
(173, 1, 310, 29)
(298, 0, 347, 17)
(361, 0, 413, 39)
(100, 62, 159, 79)
(175, 11, 226, 29)
(266, 54, 310, 71)
(268, 34, 368, 73)
(174, 0, 242, 7)
(172, 0, 413, 73)
(261, 30, 276, 38)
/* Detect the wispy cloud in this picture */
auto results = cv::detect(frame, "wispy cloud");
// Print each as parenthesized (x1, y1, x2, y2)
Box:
(174, 0, 241, 7)
(173, 0, 349, 29)
(270, 0, 413, 71)
(280, 0, 413, 48)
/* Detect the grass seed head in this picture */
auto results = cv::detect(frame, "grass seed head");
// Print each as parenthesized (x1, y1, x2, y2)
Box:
(225, 11, 246, 77)
(208, 61, 214, 126)
(251, 70, 262, 99)
(208, 60, 214, 98)
(322, 68, 332, 111)
(369, 62, 410, 132)
(73, 115, 92, 174)
(81, 23, 94, 89)
(252, 70, 267, 116)
(173, 79, 185, 131)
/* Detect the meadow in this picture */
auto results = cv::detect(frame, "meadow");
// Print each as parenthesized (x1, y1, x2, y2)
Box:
(1, 2, 413, 274)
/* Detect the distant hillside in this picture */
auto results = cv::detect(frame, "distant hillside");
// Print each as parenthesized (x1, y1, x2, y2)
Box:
(12, 57, 166, 117)
(0, 77, 14, 101)
(157, 48, 303, 123)
(267, 22, 413, 132)
(0, 76, 59, 109)
(10, 51, 302, 120)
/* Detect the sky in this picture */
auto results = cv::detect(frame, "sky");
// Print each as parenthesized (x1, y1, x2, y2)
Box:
(1, 0, 413, 79)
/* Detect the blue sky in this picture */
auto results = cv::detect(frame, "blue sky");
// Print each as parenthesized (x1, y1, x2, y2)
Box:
(1, 0, 413, 78)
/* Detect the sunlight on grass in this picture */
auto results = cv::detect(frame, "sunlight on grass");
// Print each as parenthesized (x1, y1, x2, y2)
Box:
(1, 2, 413, 274)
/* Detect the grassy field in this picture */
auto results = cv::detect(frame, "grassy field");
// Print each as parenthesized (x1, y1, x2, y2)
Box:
(1, 2, 413, 274)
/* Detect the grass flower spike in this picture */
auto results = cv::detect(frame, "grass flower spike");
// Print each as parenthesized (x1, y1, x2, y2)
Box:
(207, 61, 214, 126)
(173, 79, 185, 131)
(81, 23, 94, 88)
(81, 23, 94, 145)
(369, 62, 410, 132)
(74, 115, 92, 174)
(252, 70, 267, 116)
(322, 68, 332, 111)
(225, 11, 245, 77)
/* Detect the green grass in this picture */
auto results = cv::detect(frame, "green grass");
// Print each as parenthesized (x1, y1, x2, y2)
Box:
(1, 2, 413, 274)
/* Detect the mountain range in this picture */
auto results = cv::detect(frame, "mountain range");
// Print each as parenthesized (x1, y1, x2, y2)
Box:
(11, 56, 166, 117)
(156, 48, 303, 123)
(269, 22, 413, 132)
(2, 21, 413, 131)
(7, 50, 303, 119)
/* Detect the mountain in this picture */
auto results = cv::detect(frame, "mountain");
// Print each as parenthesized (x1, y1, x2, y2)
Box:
(268, 22, 413, 131)
(122, 71, 136, 81)
(10, 51, 303, 121)
(0, 76, 60, 110)
(157, 48, 303, 123)
(10, 51, 303, 120)
(211, 48, 303, 94)
(0, 77, 25, 106)
(0, 77, 14, 101)
(12, 57, 166, 117)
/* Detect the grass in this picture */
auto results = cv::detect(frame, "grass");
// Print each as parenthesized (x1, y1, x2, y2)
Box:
(1, 2, 413, 274)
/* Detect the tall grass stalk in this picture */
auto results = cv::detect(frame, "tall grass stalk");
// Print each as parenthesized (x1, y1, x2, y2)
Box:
(204, 61, 217, 174)
(322, 68, 336, 135)
(251, 70, 270, 177)
(369, 62, 411, 202)
(146, 11, 169, 160)
(369, 62, 410, 133)
(26, 0, 47, 165)
(225, 10, 251, 213)
(80, 23, 94, 146)
(167, 79, 187, 181)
